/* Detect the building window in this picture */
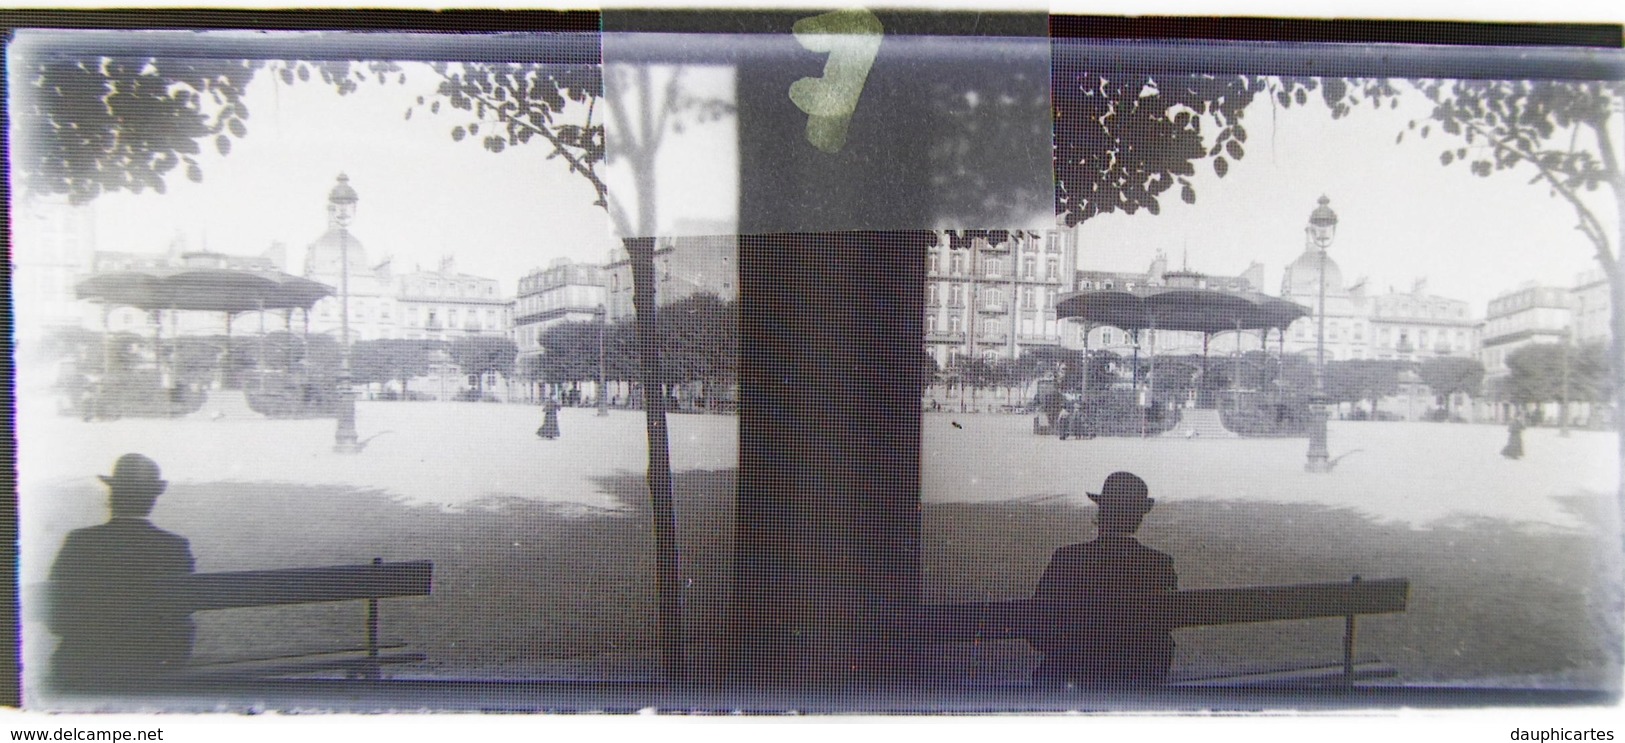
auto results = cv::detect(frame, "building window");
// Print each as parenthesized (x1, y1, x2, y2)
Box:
(949, 315, 961, 334)
(927, 285, 939, 306)
(984, 257, 999, 277)
(950, 285, 964, 307)
(1023, 288, 1035, 309)
(1023, 258, 1035, 279)
(928, 254, 940, 275)
(951, 254, 964, 275)
(926, 315, 937, 334)
(1080, 280, 1092, 290)
(1047, 260, 1058, 280)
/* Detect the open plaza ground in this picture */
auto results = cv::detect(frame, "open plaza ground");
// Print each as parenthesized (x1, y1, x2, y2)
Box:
(16, 396, 1623, 698)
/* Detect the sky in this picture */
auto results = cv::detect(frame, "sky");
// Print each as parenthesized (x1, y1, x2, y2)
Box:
(10, 36, 1617, 314)
(29, 59, 637, 295)
(1070, 80, 1613, 312)
(36, 55, 741, 293)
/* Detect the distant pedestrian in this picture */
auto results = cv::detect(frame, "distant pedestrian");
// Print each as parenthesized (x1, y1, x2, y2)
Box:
(536, 397, 561, 440)
(1501, 416, 1525, 460)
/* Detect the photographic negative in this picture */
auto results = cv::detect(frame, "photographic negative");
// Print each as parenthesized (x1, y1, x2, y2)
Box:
(4, 12, 1623, 712)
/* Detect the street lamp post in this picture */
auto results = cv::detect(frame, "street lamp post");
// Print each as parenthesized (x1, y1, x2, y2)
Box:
(597, 304, 609, 417)
(330, 173, 362, 454)
(1305, 195, 1338, 473)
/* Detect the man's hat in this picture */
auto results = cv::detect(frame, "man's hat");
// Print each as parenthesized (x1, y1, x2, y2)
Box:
(1087, 471, 1153, 512)
(98, 453, 165, 489)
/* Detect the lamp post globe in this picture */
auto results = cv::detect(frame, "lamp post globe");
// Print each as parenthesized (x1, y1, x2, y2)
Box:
(1305, 195, 1338, 473)
(330, 173, 362, 454)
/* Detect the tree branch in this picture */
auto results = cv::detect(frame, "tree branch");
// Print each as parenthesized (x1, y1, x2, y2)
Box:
(1462, 117, 1617, 270)
(605, 65, 644, 163)
(646, 66, 683, 157)
(441, 71, 611, 213)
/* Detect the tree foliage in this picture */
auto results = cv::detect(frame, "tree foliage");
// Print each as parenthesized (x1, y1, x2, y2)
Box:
(1055, 74, 1338, 225)
(1360, 79, 1623, 412)
(1396, 80, 1622, 265)
(533, 319, 636, 388)
(1050, 72, 1403, 226)
(1504, 342, 1615, 406)
(531, 297, 737, 391)
(535, 320, 605, 386)
(15, 56, 258, 204)
(351, 338, 442, 394)
(448, 335, 518, 392)
(406, 62, 605, 201)
(656, 293, 737, 391)
(1416, 356, 1485, 406)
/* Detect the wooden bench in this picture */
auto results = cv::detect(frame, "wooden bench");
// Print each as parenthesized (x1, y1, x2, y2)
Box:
(172, 558, 433, 680)
(913, 576, 1408, 688)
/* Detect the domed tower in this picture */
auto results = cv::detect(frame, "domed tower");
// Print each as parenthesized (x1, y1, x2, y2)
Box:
(1281, 244, 1347, 299)
(303, 173, 369, 279)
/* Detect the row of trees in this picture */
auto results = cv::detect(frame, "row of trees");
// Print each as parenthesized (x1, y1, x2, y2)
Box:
(929, 345, 1612, 418)
(522, 294, 737, 402)
(47, 295, 737, 404)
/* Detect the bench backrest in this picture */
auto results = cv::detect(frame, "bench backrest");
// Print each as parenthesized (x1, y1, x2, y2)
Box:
(915, 577, 1408, 642)
(171, 560, 433, 612)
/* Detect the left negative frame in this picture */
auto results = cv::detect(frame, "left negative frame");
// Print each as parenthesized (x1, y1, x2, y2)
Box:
(7, 20, 743, 710)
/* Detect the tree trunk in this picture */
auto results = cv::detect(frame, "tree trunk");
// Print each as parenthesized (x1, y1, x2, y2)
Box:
(626, 235, 686, 684)
(1607, 250, 1625, 544)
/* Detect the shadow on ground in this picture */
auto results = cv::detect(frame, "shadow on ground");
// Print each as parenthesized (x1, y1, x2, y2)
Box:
(141, 470, 736, 682)
(29, 476, 1619, 691)
(924, 495, 1623, 689)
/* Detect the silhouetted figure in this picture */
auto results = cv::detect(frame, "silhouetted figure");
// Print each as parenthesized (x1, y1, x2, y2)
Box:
(49, 454, 196, 690)
(536, 397, 561, 439)
(1032, 471, 1177, 688)
(1041, 389, 1065, 435)
(1501, 416, 1526, 459)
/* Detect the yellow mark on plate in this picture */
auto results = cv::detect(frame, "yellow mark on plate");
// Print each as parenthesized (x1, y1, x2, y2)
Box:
(788, 7, 883, 153)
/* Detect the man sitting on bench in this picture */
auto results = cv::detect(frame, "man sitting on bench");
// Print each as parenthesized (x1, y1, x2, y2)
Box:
(1031, 471, 1178, 688)
(48, 453, 196, 690)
